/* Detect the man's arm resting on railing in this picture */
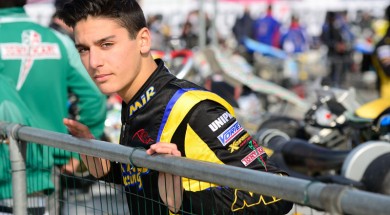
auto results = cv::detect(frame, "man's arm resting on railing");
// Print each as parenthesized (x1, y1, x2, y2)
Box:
(63, 118, 111, 178)
(146, 142, 183, 213)
(80, 154, 111, 178)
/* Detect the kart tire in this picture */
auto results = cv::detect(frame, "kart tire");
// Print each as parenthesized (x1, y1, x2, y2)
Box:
(257, 116, 308, 140)
(361, 153, 390, 195)
(341, 141, 390, 194)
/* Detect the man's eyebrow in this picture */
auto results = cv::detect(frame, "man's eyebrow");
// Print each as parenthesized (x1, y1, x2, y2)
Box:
(94, 35, 116, 45)
(75, 43, 86, 50)
(75, 35, 116, 49)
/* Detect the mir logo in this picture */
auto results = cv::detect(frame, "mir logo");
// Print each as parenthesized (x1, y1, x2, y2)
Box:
(217, 121, 243, 146)
(129, 86, 155, 116)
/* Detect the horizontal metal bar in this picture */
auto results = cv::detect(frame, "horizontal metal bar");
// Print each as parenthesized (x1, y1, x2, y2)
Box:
(1, 122, 389, 215)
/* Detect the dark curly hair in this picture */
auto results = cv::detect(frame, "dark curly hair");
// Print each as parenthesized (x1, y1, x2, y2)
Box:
(0, 0, 26, 8)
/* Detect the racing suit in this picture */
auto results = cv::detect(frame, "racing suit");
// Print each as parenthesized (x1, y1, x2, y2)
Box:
(105, 59, 293, 215)
(372, 28, 390, 98)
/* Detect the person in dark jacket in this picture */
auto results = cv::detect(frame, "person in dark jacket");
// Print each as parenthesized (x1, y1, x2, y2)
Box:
(320, 11, 354, 88)
(232, 6, 255, 64)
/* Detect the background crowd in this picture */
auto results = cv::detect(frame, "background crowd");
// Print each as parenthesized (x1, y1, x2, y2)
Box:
(1, 0, 390, 214)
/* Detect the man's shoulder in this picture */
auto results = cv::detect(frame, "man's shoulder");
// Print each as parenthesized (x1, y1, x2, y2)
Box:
(167, 78, 203, 91)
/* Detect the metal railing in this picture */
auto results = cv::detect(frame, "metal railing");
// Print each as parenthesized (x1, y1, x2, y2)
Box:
(1, 121, 390, 215)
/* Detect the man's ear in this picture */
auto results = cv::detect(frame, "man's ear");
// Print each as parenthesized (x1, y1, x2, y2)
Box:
(138, 27, 152, 54)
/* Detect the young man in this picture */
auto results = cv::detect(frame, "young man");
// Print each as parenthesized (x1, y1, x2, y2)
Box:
(58, 0, 293, 214)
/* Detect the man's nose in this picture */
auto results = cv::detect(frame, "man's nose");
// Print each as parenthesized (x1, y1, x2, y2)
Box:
(89, 49, 103, 69)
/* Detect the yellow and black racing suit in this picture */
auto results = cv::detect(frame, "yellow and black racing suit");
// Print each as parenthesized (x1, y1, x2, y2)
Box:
(104, 59, 293, 215)
(372, 28, 390, 98)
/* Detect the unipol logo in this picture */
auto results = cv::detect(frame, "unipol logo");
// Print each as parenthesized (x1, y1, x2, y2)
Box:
(0, 30, 61, 90)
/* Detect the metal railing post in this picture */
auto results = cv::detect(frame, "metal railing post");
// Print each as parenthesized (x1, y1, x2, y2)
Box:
(198, 0, 206, 49)
(8, 123, 27, 215)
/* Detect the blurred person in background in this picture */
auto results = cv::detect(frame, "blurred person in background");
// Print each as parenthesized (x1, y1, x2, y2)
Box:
(339, 10, 356, 73)
(180, 20, 198, 49)
(232, 5, 255, 64)
(253, 4, 281, 48)
(147, 13, 171, 51)
(280, 14, 310, 54)
(352, 10, 375, 75)
(320, 11, 354, 88)
(371, 4, 390, 98)
(58, 0, 293, 214)
(181, 9, 212, 49)
(0, 0, 107, 214)
(232, 6, 254, 45)
(49, 1, 74, 40)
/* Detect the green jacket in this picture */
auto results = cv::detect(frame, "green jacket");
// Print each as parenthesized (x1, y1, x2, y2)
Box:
(0, 76, 54, 200)
(0, 7, 107, 165)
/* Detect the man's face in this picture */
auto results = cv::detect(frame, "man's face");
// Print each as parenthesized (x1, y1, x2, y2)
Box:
(73, 16, 144, 101)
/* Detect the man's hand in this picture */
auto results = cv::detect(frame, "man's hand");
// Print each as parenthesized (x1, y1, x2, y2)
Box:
(63, 118, 109, 178)
(1, 138, 10, 145)
(61, 157, 80, 174)
(63, 118, 94, 139)
(146, 142, 181, 157)
(380, 56, 390, 66)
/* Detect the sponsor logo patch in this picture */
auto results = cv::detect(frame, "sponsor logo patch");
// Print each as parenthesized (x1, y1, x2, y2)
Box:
(132, 129, 154, 145)
(231, 189, 281, 211)
(228, 133, 250, 153)
(121, 164, 149, 190)
(241, 146, 266, 166)
(0, 30, 61, 90)
(208, 112, 233, 132)
(217, 121, 243, 146)
(129, 86, 155, 117)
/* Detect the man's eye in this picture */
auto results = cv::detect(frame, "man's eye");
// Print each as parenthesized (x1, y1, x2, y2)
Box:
(101, 43, 113, 48)
(77, 48, 87, 54)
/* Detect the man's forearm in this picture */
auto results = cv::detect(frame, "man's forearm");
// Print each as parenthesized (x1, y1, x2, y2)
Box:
(158, 172, 183, 213)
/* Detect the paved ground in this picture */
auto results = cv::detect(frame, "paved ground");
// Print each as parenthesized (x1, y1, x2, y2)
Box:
(63, 182, 129, 215)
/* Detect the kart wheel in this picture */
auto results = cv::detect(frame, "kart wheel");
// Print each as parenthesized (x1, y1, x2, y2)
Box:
(361, 153, 390, 194)
(341, 141, 390, 194)
(257, 116, 308, 140)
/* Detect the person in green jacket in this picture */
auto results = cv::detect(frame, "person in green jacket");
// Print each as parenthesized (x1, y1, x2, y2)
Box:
(0, 75, 54, 214)
(0, 0, 107, 214)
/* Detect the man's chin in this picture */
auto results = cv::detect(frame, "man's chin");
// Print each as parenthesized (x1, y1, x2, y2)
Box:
(99, 87, 116, 96)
